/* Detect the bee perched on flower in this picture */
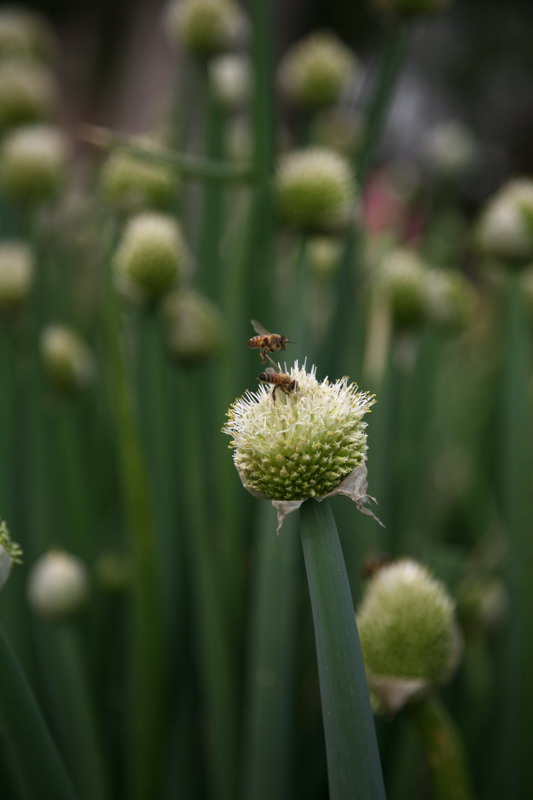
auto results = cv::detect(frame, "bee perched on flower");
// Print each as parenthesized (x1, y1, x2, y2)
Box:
(223, 361, 378, 530)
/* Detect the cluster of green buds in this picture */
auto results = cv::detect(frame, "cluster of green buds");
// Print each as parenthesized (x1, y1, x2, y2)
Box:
(163, 288, 222, 364)
(356, 559, 460, 713)
(476, 179, 533, 267)
(278, 32, 359, 113)
(0, 241, 33, 313)
(0, 124, 68, 205)
(0, 520, 22, 591)
(209, 54, 250, 111)
(164, 0, 248, 59)
(41, 324, 96, 393)
(0, 58, 56, 130)
(27, 550, 89, 620)
(100, 139, 177, 213)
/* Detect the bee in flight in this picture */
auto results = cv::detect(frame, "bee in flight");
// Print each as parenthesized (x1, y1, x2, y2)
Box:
(258, 367, 298, 402)
(248, 319, 290, 364)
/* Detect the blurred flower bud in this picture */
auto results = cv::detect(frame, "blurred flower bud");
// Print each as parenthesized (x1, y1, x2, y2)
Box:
(0, 9, 55, 63)
(456, 574, 508, 637)
(28, 550, 89, 620)
(0, 520, 22, 590)
(276, 147, 356, 232)
(0, 60, 56, 129)
(307, 235, 342, 279)
(279, 32, 359, 113)
(100, 143, 177, 213)
(422, 121, 478, 182)
(425, 269, 476, 333)
(311, 108, 363, 157)
(114, 212, 187, 303)
(0, 242, 33, 313)
(163, 288, 222, 364)
(0, 124, 68, 205)
(374, 247, 428, 331)
(95, 551, 132, 593)
(41, 324, 95, 393)
(209, 54, 250, 111)
(357, 559, 459, 713)
(371, 0, 450, 16)
(164, 0, 248, 59)
(476, 180, 533, 267)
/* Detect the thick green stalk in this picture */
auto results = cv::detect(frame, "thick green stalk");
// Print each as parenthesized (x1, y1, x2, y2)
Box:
(0, 623, 77, 800)
(410, 696, 474, 800)
(299, 499, 386, 800)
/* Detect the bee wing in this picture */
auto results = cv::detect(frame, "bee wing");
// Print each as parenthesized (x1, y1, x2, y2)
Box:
(263, 367, 278, 376)
(251, 319, 271, 336)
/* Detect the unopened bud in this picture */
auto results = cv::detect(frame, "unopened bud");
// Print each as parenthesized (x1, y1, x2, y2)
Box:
(0, 60, 56, 129)
(101, 142, 176, 213)
(476, 179, 533, 267)
(28, 550, 89, 620)
(209, 54, 250, 111)
(375, 247, 428, 331)
(163, 288, 222, 364)
(0, 242, 33, 312)
(164, 0, 248, 59)
(41, 324, 95, 393)
(0, 124, 68, 205)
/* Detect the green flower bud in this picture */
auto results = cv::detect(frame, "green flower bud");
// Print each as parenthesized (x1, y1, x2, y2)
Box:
(371, 0, 450, 17)
(209, 54, 250, 111)
(100, 142, 176, 213)
(0, 124, 68, 205)
(476, 179, 533, 267)
(223, 362, 377, 530)
(276, 147, 355, 232)
(0, 9, 55, 63)
(426, 269, 476, 333)
(95, 551, 132, 593)
(27, 550, 89, 620)
(357, 559, 459, 712)
(0, 241, 33, 312)
(456, 574, 508, 637)
(279, 32, 359, 112)
(375, 247, 428, 331)
(114, 212, 187, 303)
(164, 0, 248, 59)
(306, 235, 342, 279)
(41, 324, 95, 393)
(0, 60, 56, 129)
(163, 288, 222, 364)
(0, 520, 22, 590)
(422, 121, 478, 181)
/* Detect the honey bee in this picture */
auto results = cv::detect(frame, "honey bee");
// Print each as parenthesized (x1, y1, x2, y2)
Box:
(248, 319, 289, 363)
(258, 367, 298, 401)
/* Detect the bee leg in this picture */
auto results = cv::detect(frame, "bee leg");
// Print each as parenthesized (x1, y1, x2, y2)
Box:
(265, 353, 278, 368)
(260, 349, 266, 363)
(271, 386, 278, 402)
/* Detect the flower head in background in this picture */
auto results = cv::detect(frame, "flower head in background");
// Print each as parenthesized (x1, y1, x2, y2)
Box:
(0, 520, 22, 591)
(101, 140, 177, 214)
(0, 124, 68, 205)
(0, 60, 56, 129)
(0, 9, 56, 63)
(476, 179, 533, 267)
(164, 0, 248, 59)
(27, 550, 89, 620)
(0, 241, 33, 313)
(223, 361, 377, 530)
(163, 288, 223, 365)
(41, 324, 96, 393)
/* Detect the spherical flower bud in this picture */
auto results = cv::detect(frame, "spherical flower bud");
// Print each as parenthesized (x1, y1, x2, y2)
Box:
(276, 147, 355, 232)
(476, 180, 533, 267)
(422, 121, 478, 181)
(370, 0, 450, 17)
(164, 0, 248, 59)
(41, 324, 95, 393)
(357, 559, 459, 713)
(0, 520, 22, 591)
(0, 124, 68, 205)
(374, 247, 428, 331)
(209, 54, 250, 111)
(425, 269, 476, 333)
(0, 60, 56, 129)
(279, 32, 359, 112)
(307, 235, 342, 279)
(0, 9, 55, 63)
(163, 288, 222, 364)
(456, 574, 508, 637)
(223, 361, 377, 530)
(0, 242, 33, 312)
(114, 212, 187, 303)
(27, 550, 89, 620)
(100, 143, 176, 213)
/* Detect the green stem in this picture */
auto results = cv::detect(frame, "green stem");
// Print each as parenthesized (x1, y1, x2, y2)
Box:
(0, 623, 77, 800)
(410, 696, 474, 800)
(299, 499, 386, 800)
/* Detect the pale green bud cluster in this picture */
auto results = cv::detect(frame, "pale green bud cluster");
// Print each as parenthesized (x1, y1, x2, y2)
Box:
(423, 121, 478, 181)
(276, 147, 355, 232)
(0, 9, 55, 63)
(476, 180, 533, 266)
(27, 550, 89, 620)
(0, 124, 68, 204)
(41, 324, 95, 393)
(163, 288, 222, 364)
(100, 144, 176, 213)
(0, 241, 33, 312)
(0, 519, 22, 590)
(114, 212, 187, 303)
(164, 0, 247, 59)
(224, 362, 374, 502)
(209, 54, 250, 111)
(307, 236, 342, 279)
(0, 59, 56, 129)
(426, 269, 476, 333)
(371, 0, 450, 16)
(357, 559, 458, 711)
(279, 32, 358, 112)
(375, 248, 428, 330)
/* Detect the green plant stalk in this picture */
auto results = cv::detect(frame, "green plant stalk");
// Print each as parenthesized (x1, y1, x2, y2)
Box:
(102, 234, 165, 800)
(241, 504, 298, 800)
(0, 623, 77, 800)
(299, 498, 386, 800)
(409, 696, 474, 800)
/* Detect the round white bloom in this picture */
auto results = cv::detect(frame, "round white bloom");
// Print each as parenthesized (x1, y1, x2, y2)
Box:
(28, 551, 89, 619)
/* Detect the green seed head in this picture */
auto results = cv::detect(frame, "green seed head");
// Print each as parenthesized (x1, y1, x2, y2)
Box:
(114, 212, 187, 303)
(371, 0, 450, 16)
(0, 242, 33, 312)
(0, 124, 67, 205)
(0, 9, 56, 63)
(223, 362, 374, 503)
(41, 324, 95, 393)
(101, 143, 176, 213)
(27, 550, 89, 620)
(375, 247, 428, 331)
(163, 288, 222, 364)
(0, 520, 22, 591)
(0, 60, 56, 129)
(164, 0, 248, 59)
(476, 179, 533, 267)
(357, 559, 459, 712)
(279, 32, 359, 112)
(276, 147, 355, 232)
(426, 269, 477, 333)
(209, 54, 250, 111)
